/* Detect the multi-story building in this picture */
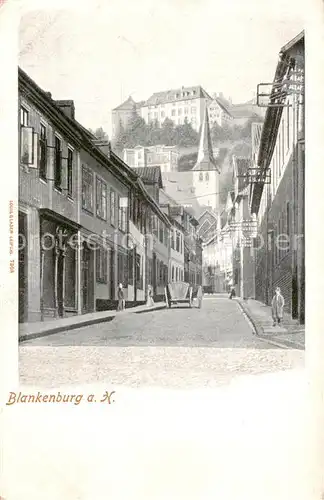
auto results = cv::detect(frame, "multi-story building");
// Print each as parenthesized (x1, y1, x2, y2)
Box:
(111, 96, 144, 139)
(250, 31, 305, 323)
(123, 145, 179, 173)
(129, 166, 172, 301)
(207, 98, 233, 128)
(159, 190, 185, 283)
(231, 156, 257, 299)
(140, 85, 212, 132)
(18, 68, 171, 324)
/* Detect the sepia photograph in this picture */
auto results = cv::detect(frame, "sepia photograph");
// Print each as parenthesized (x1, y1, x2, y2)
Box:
(2, 0, 320, 498)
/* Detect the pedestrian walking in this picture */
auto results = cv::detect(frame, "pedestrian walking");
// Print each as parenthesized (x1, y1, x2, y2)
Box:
(147, 284, 154, 307)
(229, 287, 236, 299)
(271, 287, 285, 326)
(197, 285, 203, 308)
(117, 283, 125, 312)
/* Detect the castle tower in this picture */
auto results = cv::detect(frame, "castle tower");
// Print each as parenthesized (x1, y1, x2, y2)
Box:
(192, 103, 220, 213)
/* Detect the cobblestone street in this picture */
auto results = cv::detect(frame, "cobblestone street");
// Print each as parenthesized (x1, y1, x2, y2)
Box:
(20, 297, 304, 388)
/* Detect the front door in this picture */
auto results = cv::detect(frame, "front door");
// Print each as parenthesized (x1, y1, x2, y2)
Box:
(82, 245, 92, 313)
(110, 248, 115, 300)
(152, 252, 157, 296)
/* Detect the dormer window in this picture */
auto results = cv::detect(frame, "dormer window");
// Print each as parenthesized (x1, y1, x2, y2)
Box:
(199, 172, 203, 181)
(205, 172, 209, 181)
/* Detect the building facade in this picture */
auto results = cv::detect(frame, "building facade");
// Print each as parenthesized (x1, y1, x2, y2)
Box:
(112, 96, 144, 139)
(139, 85, 212, 132)
(207, 98, 233, 128)
(123, 145, 179, 173)
(250, 31, 305, 323)
(18, 68, 171, 324)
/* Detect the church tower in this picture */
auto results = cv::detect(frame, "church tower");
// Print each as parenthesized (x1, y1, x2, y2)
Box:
(192, 102, 220, 213)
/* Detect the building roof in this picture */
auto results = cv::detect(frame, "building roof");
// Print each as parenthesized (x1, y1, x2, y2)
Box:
(113, 96, 136, 112)
(135, 166, 163, 189)
(193, 106, 219, 172)
(143, 86, 212, 107)
(161, 171, 201, 218)
(210, 98, 232, 117)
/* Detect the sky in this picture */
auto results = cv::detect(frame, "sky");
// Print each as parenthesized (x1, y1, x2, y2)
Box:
(18, 0, 304, 137)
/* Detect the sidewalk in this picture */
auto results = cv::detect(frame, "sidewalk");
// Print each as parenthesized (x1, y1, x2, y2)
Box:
(19, 302, 167, 343)
(236, 298, 305, 350)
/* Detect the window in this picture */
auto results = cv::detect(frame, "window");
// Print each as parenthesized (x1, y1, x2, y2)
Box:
(20, 106, 33, 165)
(159, 221, 164, 243)
(176, 268, 178, 281)
(96, 177, 107, 220)
(191, 107, 196, 114)
(172, 266, 174, 281)
(82, 165, 94, 213)
(171, 109, 176, 117)
(154, 112, 158, 119)
(67, 148, 73, 197)
(184, 107, 188, 114)
(199, 172, 203, 181)
(176, 231, 180, 252)
(118, 251, 128, 287)
(54, 136, 62, 190)
(96, 247, 108, 283)
(110, 189, 116, 225)
(39, 123, 47, 180)
(20, 106, 29, 126)
(205, 172, 209, 181)
(136, 253, 142, 288)
(161, 111, 165, 118)
(128, 249, 134, 282)
(118, 195, 127, 232)
(178, 108, 182, 115)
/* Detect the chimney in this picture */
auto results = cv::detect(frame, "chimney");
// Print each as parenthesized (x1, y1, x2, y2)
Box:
(45, 92, 52, 99)
(55, 100, 75, 120)
(93, 139, 111, 158)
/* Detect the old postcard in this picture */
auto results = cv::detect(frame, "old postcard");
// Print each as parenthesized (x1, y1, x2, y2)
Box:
(1, 0, 324, 498)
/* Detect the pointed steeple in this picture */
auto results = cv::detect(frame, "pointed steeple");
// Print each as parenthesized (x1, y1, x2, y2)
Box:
(193, 103, 219, 172)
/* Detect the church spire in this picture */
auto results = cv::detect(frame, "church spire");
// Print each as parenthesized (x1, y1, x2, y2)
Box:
(193, 103, 219, 172)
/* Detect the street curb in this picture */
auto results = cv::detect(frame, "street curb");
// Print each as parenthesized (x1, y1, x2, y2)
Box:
(234, 298, 262, 337)
(235, 298, 304, 350)
(19, 303, 167, 343)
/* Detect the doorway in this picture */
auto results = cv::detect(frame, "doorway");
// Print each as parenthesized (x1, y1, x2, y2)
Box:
(82, 243, 94, 313)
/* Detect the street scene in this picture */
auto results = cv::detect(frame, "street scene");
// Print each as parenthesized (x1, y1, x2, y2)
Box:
(18, 6, 304, 385)
(0, 2, 311, 499)
(20, 295, 304, 389)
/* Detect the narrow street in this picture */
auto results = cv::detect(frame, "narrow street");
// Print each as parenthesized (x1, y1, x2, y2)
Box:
(20, 296, 304, 388)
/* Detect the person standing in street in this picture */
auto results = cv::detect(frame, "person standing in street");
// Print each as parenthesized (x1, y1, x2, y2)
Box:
(271, 287, 285, 326)
(117, 283, 125, 312)
(197, 285, 203, 308)
(147, 284, 154, 307)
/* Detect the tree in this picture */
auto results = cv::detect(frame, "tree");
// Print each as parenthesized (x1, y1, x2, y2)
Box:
(113, 120, 128, 153)
(89, 127, 109, 141)
(161, 118, 176, 146)
(176, 117, 199, 147)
